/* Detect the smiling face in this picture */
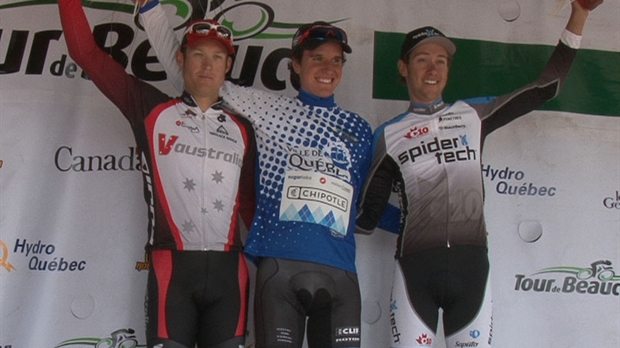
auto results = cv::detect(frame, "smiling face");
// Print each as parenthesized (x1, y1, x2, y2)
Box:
(176, 38, 232, 109)
(398, 42, 450, 104)
(292, 41, 345, 98)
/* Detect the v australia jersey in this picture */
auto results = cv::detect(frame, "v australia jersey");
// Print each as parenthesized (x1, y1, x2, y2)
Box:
(222, 83, 373, 273)
(58, 0, 256, 253)
(143, 95, 255, 251)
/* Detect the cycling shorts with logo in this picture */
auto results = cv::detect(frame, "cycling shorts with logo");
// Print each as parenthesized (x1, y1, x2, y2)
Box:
(254, 258, 361, 348)
(389, 246, 492, 348)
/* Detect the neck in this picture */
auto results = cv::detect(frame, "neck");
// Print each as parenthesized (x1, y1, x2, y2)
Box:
(297, 88, 336, 107)
(194, 96, 219, 112)
(182, 91, 221, 111)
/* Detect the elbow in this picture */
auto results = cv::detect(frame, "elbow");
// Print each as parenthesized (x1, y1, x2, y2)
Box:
(537, 79, 562, 101)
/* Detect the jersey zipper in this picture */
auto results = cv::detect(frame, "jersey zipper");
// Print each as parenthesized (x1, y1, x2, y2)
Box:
(201, 109, 209, 249)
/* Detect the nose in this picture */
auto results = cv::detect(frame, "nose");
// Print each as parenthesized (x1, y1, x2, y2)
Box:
(202, 57, 213, 70)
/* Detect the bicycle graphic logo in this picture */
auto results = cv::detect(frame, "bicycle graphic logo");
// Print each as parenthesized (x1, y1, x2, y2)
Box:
(55, 328, 146, 348)
(533, 260, 620, 282)
(95, 329, 139, 348)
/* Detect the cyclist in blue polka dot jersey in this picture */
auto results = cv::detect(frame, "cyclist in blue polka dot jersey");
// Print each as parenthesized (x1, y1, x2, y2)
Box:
(137, 2, 372, 346)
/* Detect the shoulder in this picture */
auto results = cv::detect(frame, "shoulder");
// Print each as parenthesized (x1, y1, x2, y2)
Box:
(338, 108, 372, 128)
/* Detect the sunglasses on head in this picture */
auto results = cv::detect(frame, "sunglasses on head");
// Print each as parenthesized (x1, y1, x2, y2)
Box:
(294, 25, 348, 48)
(185, 21, 233, 41)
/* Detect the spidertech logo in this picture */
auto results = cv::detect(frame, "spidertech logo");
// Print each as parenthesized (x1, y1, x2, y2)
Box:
(514, 260, 620, 296)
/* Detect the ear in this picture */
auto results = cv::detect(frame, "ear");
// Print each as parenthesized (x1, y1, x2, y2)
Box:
(176, 50, 184, 69)
(226, 56, 233, 74)
(292, 57, 302, 75)
(397, 59, 408, 78)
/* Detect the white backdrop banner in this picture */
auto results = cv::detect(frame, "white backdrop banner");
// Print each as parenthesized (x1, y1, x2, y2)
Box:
(1, 0, 619, 347)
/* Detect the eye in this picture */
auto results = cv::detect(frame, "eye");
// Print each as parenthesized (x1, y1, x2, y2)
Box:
(311, 55, 324, 63)
(332, 57, 345, 65)
(415, 56, 429, 64)
(436, 58, 448, 66)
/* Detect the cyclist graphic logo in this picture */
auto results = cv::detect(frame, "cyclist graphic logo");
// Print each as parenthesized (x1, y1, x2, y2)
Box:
(514, 259, 620, 296)
(534, 260, 619, 281)
(54, 328, 146, 348)
(0, 240, 16, 272)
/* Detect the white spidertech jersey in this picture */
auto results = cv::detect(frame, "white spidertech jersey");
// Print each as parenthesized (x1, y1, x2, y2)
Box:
(358, 39, 578, 258)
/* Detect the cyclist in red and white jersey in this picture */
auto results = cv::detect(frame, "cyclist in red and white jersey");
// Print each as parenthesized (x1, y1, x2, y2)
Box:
(357, 1, 603, 347)
(57, 1, 256, 346)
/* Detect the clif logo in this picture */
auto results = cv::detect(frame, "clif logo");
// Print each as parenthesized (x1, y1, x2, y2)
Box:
(336, 326, 359, 336)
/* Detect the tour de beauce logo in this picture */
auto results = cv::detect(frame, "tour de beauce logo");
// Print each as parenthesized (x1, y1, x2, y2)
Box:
(0, 0, 345, 41)
(514, 259, 620, 296)
(54, 328, 146, 348)
(1, 0, 347, 90)
(54, 328, 254, 348)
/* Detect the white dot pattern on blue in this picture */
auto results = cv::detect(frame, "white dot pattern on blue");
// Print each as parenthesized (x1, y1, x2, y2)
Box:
(222, 83, 372, 273)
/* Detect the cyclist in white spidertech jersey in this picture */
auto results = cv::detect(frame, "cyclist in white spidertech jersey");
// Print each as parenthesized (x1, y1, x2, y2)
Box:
(356, 2, 602, 347)
(137, 2, 373, 346)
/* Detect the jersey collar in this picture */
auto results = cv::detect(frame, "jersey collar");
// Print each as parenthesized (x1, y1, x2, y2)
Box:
(297, 88, 336, 108)
(408, 98, 446, 115)
(182, 91, 225, 111)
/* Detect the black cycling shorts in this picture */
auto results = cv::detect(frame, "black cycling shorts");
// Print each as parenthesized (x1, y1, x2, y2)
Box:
(391, 245, 492, 347)
(146, 249, 249, 348)
(254, 258, 361, 348)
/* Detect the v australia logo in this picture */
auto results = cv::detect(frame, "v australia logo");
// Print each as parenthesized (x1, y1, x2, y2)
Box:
(514, 259, 620, 296)
(158, 133, 179, 155)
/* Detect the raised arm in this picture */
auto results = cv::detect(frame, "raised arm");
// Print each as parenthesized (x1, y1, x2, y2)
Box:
(567, 0, 600, 35)
(137, 0, 185, 93)
(478, 0, 604, 136)
(135, 0, 286, 119)
(58, 0, 164, 125)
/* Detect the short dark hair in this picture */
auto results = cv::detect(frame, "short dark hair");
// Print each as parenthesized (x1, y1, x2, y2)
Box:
(288, 21, 350, 90)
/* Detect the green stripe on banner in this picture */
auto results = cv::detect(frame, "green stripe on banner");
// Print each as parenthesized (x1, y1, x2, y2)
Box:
(373, 31, 620, 117)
